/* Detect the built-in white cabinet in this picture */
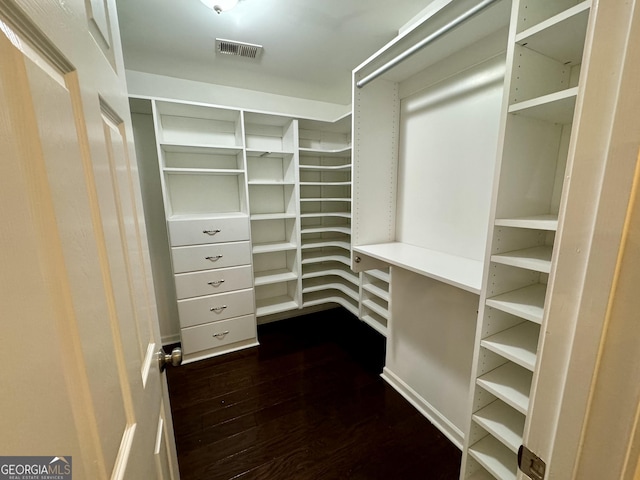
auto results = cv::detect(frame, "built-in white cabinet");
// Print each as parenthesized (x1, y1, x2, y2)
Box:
(130, 97, 388, 358)
(150, 100, 257, 363)
(127, 0, 639, 475)
(463, 1, 591, 478)
(351, 0, 639, 478)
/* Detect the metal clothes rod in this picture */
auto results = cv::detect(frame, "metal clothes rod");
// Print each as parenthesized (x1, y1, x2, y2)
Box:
(356, 0, 502, 89)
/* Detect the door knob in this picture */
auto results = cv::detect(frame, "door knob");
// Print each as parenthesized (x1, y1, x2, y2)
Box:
(158, 347, 182, 371)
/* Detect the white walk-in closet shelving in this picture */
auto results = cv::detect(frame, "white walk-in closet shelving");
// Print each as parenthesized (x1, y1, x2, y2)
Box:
(130, 98, 390, 363)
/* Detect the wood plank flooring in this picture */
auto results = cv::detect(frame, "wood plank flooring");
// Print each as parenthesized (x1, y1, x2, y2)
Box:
(166, 308, 461, 479)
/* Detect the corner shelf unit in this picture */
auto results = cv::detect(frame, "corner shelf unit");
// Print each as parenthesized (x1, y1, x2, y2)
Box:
(462, 1, 592, 479)
(298, 115, 361, 317)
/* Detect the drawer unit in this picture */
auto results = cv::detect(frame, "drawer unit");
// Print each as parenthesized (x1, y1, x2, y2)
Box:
(168, 215, 250, 246)
(147, 102, 260, 363)
(177, 288, 255, 328)
(180, 314, 256, 354)
(174, 265, 253, 299)
(171, 241, 251, 273)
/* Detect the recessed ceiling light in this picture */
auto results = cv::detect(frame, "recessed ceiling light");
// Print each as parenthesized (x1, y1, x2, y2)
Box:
(200, 0, 238, 14)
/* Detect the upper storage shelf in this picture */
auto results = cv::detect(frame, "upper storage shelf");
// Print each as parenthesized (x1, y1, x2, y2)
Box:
(515, 0, 591, 34)
(153, 101, 249, 218)
(509, 1, 589, 108)
(155, 101, 243, 148)
(244, 112, 296, 154)
(298, 114, 351, 152)
(515, 1, 591, 65)
(354, 242, 483, 294)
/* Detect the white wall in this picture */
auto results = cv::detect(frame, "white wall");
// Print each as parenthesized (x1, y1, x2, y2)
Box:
(126, 70, 350, 121)
(131, 111, 181, 344)
(384, 267, 478, 448)
(396, 56, 504, 261)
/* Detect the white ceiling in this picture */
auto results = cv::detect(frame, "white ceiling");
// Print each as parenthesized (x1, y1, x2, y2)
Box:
(115, 0, 433, 105)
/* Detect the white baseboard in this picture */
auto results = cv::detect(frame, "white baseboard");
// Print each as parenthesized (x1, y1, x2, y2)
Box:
(381, 367, 464, 450)
(256, 304, 338, 325)
(161, 333, 181, 346)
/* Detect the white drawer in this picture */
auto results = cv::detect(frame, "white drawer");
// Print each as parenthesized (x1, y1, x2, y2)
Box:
(180, 314, 256, 355)
(177, 288, 255, 328)
(171, 241, 251, 273)
(174, 265, 253, 300)
(168, 216, 250, 246)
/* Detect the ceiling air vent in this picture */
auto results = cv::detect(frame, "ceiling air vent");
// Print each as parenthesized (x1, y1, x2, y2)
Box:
(215, 38, 263, 59)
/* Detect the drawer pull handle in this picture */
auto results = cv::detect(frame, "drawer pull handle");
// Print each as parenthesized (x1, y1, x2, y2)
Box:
(212, 330, 230, 338)
(205, 255, 223, 261)
(210, 305, 228, 313)
(208, 279, 225, 287)
(203, 229, 221, 235)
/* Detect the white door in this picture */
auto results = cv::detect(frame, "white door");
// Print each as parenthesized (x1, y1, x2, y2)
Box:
(0, 0, 179, 478)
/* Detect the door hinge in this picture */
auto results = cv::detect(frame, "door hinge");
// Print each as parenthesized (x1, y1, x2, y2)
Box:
(518, 445, 546, 480)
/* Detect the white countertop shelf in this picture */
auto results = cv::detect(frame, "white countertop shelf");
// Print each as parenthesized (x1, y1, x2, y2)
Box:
(354, 242, 483, 294)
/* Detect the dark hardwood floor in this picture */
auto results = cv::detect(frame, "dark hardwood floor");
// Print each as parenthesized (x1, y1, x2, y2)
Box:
(166, 308, 461, 479)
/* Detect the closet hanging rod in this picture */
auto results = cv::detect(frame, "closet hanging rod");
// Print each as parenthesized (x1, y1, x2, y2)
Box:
(356, 0, 502, 89)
